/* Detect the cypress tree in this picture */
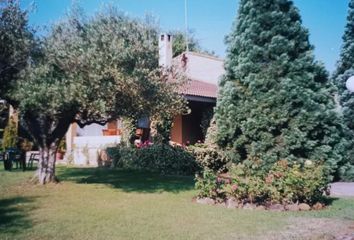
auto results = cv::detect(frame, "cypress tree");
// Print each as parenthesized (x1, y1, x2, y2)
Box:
(215, 0, 347, 177)
(333, 0, 354, 180)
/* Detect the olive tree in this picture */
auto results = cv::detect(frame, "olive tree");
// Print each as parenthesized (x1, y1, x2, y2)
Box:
(14, 8, 185, 184)
(0, 0, 35, 103)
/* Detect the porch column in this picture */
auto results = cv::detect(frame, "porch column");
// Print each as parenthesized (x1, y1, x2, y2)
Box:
(65, 123, 77, 154)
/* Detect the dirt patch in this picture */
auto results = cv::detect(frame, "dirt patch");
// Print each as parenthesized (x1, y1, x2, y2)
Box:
(264, 217, 354, 240)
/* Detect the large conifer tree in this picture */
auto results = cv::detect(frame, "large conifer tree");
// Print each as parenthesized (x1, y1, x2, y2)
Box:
(215, 0, 347, 176)
(332, 0, 354, 180)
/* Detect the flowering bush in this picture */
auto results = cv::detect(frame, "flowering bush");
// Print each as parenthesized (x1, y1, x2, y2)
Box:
(136, 140, 153, 149)
(195, 160, 329, 205)
(264, 160, 329, 204)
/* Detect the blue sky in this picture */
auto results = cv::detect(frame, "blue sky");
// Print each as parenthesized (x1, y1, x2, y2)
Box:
(20, 0, 350, 73)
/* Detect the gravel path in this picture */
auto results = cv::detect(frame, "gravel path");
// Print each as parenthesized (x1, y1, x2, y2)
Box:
(331, 182, 354, 197)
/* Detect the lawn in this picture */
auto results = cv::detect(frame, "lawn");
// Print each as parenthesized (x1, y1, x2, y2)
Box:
(0, 166, 354, 240)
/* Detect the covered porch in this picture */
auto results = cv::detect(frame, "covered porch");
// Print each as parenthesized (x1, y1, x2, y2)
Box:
(171, 95, 215, 145)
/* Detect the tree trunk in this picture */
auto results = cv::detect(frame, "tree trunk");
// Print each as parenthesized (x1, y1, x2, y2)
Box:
(20, 109, 78, 185)
(36, 142, 58, 184)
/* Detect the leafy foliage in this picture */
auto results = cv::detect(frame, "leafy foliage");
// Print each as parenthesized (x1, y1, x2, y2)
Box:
(227, 160, 328, 204)
(107, 144, 199, 176)
(195, 169, 225, 200)
(7, 6, 186, 183)
(0, 103, 8, 134)
(187, 144, 230, 173)
(215, 0, 348, 177)
(170, 30, 202, 57)
(333, 0, 354, 81)
(0, 0, 36, 104)
(150, 116, 174, 144)
(2, 117, 17, 150)
(196, 160, 329, 204)
(169, 30, 217, 57)
(17, 8, 185, 129)
(332, 0, 354, 180)
(204, 116, 218, 146)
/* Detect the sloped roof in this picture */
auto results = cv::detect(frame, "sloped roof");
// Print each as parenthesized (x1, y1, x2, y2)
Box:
(182, 51, 224, 62)
(181, 79, 218, 98)
(172, 51, 224, 99)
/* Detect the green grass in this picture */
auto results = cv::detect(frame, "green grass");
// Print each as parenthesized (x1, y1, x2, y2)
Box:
(0, 166, 354, 240)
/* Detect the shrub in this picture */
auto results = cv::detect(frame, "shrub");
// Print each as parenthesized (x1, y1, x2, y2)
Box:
(222, 160, 268, 203)
(264, 160, 329, 204)
(2, 117, 17, 150)
(187, 144, 230, 173)
(339, 163, 354, 181)
(195, 169, 226, 201)
(106, 145, 135, 168)
(57, 138, 66, 153)
(195, 160, 329, 205)
(107, 144, 200, 175)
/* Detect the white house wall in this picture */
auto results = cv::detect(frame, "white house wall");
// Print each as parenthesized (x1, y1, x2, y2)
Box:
(176, 52, 225, 85)
(65, 122, 120, 166)
(72, 135, 121, 166)
(77, 123, 107, 136)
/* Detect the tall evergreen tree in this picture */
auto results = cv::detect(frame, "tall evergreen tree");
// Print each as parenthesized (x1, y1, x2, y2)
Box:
(332, 0, 354, 180)
(215, 0, 347, 177)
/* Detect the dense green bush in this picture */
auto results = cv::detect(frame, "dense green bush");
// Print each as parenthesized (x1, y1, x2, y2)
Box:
(196, 160, 329, 205)
(187, 144, 230, 173)
(338, 163, 354, 181)
(194, 169, 226, 201)
(107, 144, 200, 175)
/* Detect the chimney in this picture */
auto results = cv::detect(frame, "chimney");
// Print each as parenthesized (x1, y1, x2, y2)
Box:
(158, 33, 173, 68)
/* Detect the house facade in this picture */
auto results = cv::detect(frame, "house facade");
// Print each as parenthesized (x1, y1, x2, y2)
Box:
(169, 51, 224, 144)
(65, 34, 224, 165)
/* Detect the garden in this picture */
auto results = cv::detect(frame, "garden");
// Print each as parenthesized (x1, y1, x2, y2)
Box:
(1, 166, 354, 240)
(1, 0, 354, 239)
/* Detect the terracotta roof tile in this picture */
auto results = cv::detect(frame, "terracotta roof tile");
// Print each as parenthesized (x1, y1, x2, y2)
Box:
(179, 79, 218, 98)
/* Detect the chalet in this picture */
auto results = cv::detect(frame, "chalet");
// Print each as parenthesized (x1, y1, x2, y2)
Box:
(65, 34, 224, 165)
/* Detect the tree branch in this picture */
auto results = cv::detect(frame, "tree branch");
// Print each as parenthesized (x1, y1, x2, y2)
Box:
(75, 119, 109, 128)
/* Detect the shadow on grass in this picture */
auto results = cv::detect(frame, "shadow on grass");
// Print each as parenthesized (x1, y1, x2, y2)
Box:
(322, 197, 339, 206)
(313, 197, 354, 221)
(0, 196, 38, 234)
(58, 167, 195, 194)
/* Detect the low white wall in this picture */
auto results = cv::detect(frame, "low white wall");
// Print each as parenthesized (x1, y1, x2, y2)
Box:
(70, 136, 121, 166)
(26, 151, 39, 163)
